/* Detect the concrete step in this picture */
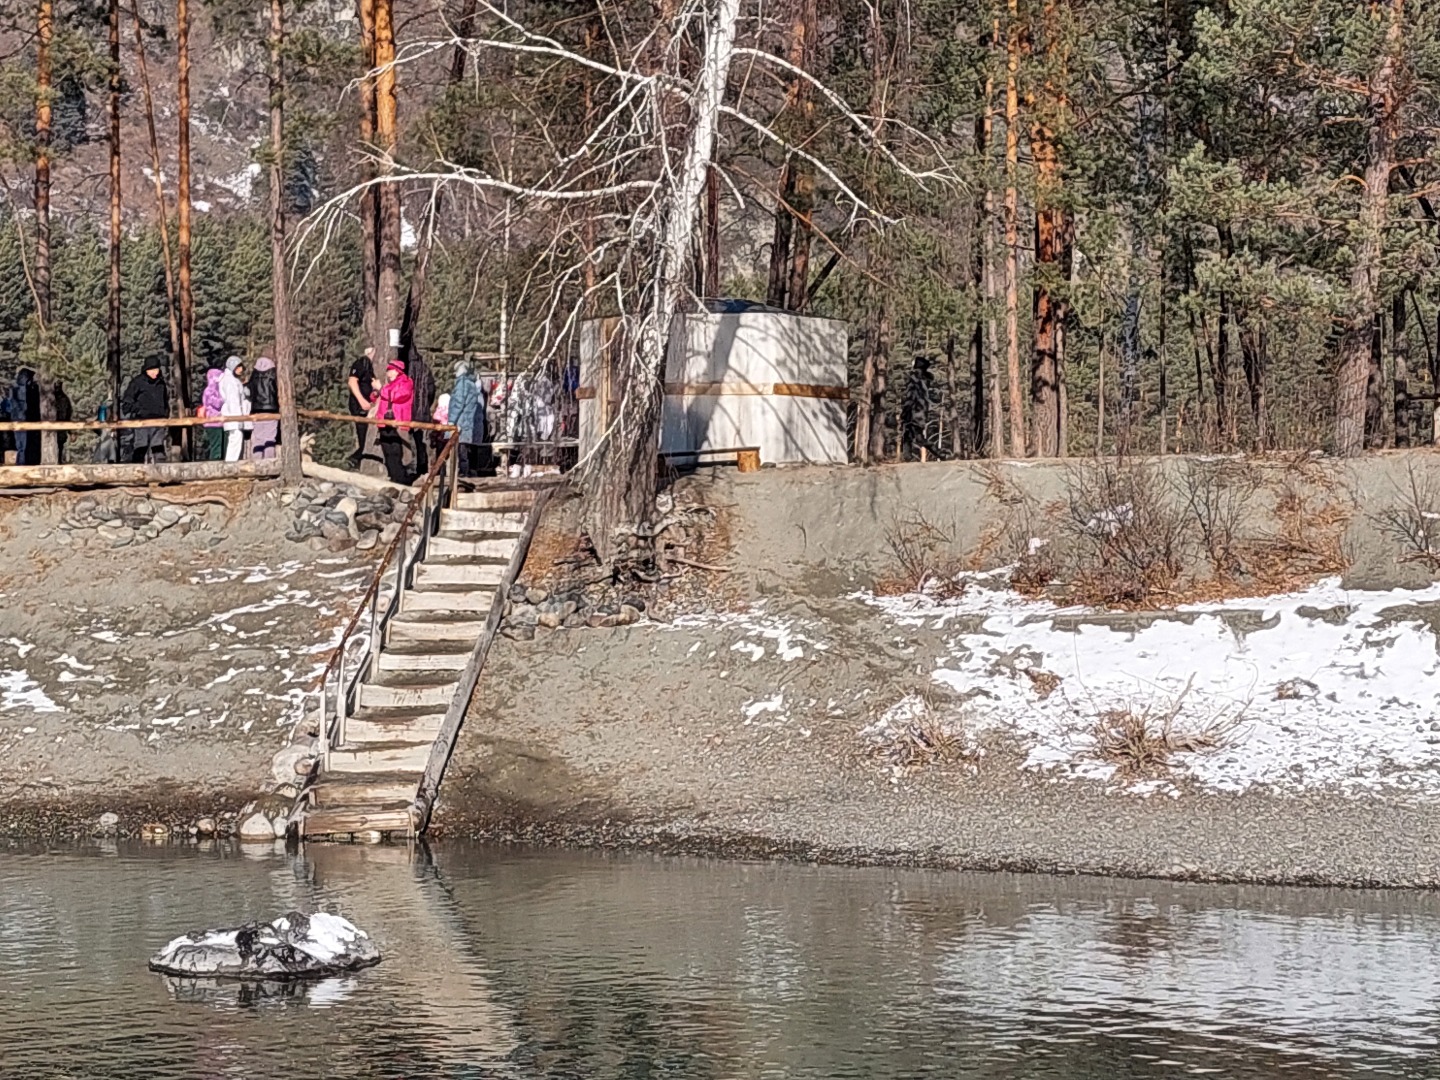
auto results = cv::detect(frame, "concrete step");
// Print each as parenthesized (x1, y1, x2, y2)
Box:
(440, 508, 526, 535)
(400, 585, 496, 615)
(326, 740, 433, 774)
(377, 646, 471, 674)
(359, 677, 457, 711)
(428, 533, 519, 561)
(387, 613, 487, 645)
(309, 773, 420, 807)
(454, 490, 536, 513)
(302, 803, 414, 839)
(414, 561, 506, 589)
(343, 707, 446, 744)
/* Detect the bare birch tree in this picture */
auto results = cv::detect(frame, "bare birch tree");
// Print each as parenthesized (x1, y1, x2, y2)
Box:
(303, 0, 951, 562)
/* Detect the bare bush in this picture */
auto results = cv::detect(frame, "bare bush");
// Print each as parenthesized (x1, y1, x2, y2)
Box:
(1176, 458, 1262, 579)
(880, 510, 967, 597)
(1088, 678, 1242, 777)
(1372, 462, 1440, 573)
(1246, 470, 1350, 586)
(862, 695, 981, 771)
(1061, 461, 1189, 606)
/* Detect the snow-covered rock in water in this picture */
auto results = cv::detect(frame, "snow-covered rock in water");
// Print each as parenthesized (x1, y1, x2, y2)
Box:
(148, 912, 381, 979)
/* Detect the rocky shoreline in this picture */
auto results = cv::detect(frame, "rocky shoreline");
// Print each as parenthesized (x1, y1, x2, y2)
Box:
(9, 772, 1440, 892)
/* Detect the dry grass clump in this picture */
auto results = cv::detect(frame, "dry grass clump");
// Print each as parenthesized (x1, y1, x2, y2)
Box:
(1088, 678, 1242, 777)
(878, 510, 968, 598)
(862, 695, 981, 771)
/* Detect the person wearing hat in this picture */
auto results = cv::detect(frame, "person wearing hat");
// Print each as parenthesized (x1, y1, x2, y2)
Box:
(120, 358, 170, 464)
(371, 358, 414, 485)
(218, 355, 250, 462)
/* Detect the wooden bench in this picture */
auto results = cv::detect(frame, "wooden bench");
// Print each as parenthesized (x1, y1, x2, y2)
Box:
(660, 446, 762, 473)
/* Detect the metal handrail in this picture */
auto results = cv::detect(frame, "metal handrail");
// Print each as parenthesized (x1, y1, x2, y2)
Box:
(312, 433, 459, 770)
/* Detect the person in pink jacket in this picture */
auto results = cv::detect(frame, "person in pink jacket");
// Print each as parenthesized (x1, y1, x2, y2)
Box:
(371, 359, 413, 484)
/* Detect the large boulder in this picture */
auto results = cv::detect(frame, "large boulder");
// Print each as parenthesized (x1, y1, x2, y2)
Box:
(148, 912, 381, 979)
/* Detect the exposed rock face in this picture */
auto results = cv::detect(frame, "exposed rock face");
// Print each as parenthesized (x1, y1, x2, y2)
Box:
(148, 912, 381, 979)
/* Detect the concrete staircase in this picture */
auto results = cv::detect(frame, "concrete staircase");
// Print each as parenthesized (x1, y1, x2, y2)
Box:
(300, 490, 536, 839)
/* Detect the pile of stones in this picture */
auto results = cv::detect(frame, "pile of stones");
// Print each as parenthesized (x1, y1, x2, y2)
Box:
(502, 583, 647, 640)
(281, 481, 413, 553)
(56, 494, 205, 549)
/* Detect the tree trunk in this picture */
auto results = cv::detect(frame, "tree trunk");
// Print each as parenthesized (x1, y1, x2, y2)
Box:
(130, 0, 181, 415)
(1030, 177, 1070, 456)
(868, 304, 892, 463)
(579, 0, 742, 557)
(766, 164, 796, 308)
(373, 0, 402, 362)
(1027, 0, 1070, 459)
(35, 0, 58, 465)
(704, 164, 721, 296)
(269, 0, 301, 485)
(177, 0, 195, 404)
(1236, 311, 1268, 450)
(358, 0, 380, 348)
(983, 33, 1003, 459)
(1365, 316, 1386, 448)
(1213, 295, 1231, 445)
(1394, 294, 1412, 447)
(107, 0, 123, 422)
(1335, 0, 1403, 457)
(1003, 0, 1024, 457)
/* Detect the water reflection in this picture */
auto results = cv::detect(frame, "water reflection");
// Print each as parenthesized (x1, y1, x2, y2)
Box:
(2, 841, 1440, 1077)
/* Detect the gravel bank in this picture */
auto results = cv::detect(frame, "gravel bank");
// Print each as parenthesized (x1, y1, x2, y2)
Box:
(437, 459, 1440, 888)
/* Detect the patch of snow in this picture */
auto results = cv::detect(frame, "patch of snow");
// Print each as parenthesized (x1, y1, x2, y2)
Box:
(3, 638, 36, 658)
(743, 692, 785, 723)
(52, 655, 94, 672)
(2, 671, 61, 713)
(862, 576, 1440, 798)
(672, 607, 829, 662)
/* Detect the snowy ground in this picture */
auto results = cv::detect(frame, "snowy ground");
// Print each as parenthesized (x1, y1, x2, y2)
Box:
(861, 574, 1440, 799)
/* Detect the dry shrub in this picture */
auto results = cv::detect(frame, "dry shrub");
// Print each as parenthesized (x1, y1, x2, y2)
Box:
(863, 695, 981, 770)
(1061, 461, 1187, 606)
(1245, 471, 1350, 587)
(1175, 458, 1262, 579)
(1089, 679, 1242, 777)
(880, 509, 967, 597)
(1371, 461, 1440, 573)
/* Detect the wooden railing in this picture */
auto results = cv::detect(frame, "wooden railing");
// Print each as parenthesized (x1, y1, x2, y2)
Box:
(311, 432, 460, 769)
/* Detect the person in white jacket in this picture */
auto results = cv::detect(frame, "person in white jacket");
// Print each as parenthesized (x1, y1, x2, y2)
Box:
(219, 355, 250, 462)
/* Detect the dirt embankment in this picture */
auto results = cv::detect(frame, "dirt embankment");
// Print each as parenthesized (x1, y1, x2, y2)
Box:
(0, 481, 375, 837)
(438, 452, 1440, 888)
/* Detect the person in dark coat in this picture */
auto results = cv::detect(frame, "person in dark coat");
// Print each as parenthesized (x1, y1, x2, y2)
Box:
(248, 357, 280, 459)
(121, 360, 170, 464)
(11, 369, 40, 466)
(346, 347, 377, 470)
(53, 380, 72, 464)
(404, 347, 435, 477)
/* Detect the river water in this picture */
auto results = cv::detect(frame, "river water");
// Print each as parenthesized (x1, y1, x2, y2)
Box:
(2, 842, 1438, 1078)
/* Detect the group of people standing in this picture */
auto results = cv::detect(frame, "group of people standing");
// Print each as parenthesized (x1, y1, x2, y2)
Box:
(346, 348, 495, 485)
(197, 356, 279, 462)
(0, 369, 72, 465)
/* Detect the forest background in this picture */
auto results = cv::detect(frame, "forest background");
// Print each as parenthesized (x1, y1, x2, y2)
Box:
(1, 0, 1438, 465)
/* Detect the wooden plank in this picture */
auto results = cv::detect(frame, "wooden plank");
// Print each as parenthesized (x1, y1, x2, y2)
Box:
(0, 458, 281, 488)
(411, 487, 553, 833)
(0, 412, 280, 432)
(297, 407, 456, 434)
(302, 805, 414, 837)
